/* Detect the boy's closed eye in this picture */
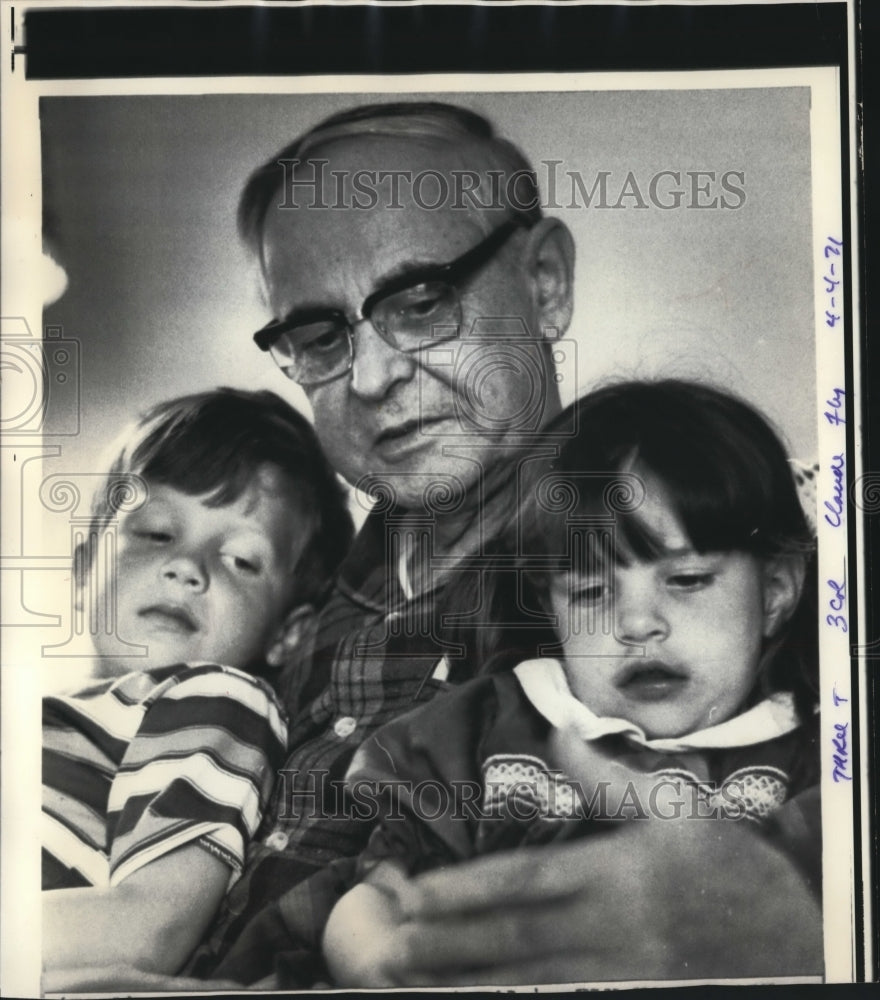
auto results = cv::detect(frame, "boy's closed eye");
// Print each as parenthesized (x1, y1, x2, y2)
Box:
(220, 551, 263, 576)
(126, 518, 175, 543)
(124, 506, 177, 544)
(136, 529, 174, 543)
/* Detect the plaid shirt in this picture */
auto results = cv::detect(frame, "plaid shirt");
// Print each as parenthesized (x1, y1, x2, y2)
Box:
(187, 508, 470, 978)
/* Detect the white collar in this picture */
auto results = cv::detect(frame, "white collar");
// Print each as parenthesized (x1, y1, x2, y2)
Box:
(512, 658, 800, 752)
(397, 538, 413, 600)
(396, 523, 439, 600)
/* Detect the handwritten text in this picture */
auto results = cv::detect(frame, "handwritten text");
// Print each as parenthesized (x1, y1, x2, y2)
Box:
(825, 573, 847, 633)
(824, 453, 845, 527)
(831, 722, 851, 782)
(823, 235, 843, 329)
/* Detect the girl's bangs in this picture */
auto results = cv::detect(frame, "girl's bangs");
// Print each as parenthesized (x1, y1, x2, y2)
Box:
(522, 482, 665, 571)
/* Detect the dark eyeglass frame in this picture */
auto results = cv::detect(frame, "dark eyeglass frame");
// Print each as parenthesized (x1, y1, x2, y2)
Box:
(252, 215, 531, 360)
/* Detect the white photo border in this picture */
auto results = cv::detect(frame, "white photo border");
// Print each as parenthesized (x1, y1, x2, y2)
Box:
(0, 1, 869, 995)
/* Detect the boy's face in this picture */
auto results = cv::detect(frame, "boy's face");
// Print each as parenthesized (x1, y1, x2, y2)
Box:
(86, 464, 305, 676)
(550, 472, 772, 739)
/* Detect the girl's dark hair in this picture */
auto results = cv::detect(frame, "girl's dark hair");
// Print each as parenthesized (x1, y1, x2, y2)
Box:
(445, 379, 817, 719)
(85, 387, 353, 609)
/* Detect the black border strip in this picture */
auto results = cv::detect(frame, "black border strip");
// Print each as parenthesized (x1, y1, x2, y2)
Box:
(854, 0, 878, 982)
(21, 3, 847, 79)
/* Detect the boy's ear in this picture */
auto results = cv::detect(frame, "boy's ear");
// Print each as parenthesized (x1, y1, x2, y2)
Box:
(762, 555, 806, 639)
(522, 218, 576, 337)
(265, 604, 315, 668)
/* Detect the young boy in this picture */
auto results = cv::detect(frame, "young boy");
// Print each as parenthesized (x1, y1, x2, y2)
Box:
(42, 387, 353, 978)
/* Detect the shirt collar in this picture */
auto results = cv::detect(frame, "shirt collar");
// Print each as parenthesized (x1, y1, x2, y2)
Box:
(513, 658, 800, 751)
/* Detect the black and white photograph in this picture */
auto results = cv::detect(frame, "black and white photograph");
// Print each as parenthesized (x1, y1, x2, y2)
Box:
(0, 1, 871, 994)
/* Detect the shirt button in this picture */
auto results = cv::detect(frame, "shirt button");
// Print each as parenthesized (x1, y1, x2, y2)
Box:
(334, 716, 357, 739)
(265, 830, 289, 851)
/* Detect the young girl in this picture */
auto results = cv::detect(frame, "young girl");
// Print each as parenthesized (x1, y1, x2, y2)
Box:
(321, 378, 820, 985)
(42, 388, 353, 983)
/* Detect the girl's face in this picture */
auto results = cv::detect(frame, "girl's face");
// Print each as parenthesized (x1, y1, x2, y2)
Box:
(549, 470, 775, 739)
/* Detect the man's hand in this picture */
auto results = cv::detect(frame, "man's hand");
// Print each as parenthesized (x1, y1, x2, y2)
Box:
(390, 816, 821, 985)
(372, 732, 823, 986)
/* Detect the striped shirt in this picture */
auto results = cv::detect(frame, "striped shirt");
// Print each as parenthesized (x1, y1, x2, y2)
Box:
(42, 662, 288, 891)
(188, 509, 482, 976)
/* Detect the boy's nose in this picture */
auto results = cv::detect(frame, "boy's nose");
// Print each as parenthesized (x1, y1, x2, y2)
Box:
(161, 554, 207, 593)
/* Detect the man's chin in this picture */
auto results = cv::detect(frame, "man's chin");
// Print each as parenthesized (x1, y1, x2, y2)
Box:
(357, 448, 491, 512)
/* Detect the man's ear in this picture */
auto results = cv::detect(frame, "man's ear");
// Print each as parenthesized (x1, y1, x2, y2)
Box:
(762, 555, 806, 639)
(265, 604, 316, 668)
(522, 217, 576, 336)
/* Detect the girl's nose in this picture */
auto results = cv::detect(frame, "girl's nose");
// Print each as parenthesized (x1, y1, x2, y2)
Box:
(615, 588, 669, 645)
(161, 554, 207, 593)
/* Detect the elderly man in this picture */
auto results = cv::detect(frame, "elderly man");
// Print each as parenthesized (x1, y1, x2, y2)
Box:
(65, 101, 814, 991)
(182, 100, 576, 979)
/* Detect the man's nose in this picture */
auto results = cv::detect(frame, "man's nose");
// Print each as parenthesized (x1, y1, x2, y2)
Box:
(615, 587, 669, 644)
(161, 553, 208, 593)
(348, 319, 417, 400)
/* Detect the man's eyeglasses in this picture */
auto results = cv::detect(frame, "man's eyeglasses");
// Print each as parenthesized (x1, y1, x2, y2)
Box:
(253, 215, 530, 387)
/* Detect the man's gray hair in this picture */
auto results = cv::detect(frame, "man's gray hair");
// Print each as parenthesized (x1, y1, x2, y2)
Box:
(238, 101, 543, 257)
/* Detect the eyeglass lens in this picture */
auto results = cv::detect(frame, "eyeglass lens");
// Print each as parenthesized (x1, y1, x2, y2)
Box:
(272, 280, 462, 385)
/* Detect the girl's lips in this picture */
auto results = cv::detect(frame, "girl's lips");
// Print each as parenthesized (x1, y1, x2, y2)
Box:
(615, 661, 689, 702)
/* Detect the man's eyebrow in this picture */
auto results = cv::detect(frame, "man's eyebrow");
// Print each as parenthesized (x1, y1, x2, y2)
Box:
(375, 256, 450, 286)
(277, 301, 343, 324)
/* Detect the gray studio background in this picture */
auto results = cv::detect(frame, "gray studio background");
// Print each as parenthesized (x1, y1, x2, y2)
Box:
(41, 88, 816, 483)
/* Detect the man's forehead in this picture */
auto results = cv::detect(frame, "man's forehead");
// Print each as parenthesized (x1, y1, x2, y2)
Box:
(273, 132, 514, 218)
(260, 159, 500, 288)
(256, 130, 528, 314)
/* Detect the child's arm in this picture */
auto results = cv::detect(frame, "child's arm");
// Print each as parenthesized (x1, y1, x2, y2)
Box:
(43, 842, 230, 975)
(322, 860, 416, 988)
(44, 665, 288, 975)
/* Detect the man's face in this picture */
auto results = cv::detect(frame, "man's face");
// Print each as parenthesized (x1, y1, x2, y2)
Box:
(259, 137, 558, 507)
